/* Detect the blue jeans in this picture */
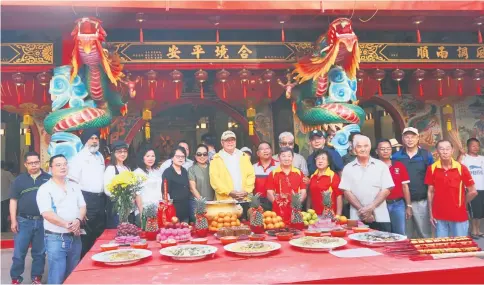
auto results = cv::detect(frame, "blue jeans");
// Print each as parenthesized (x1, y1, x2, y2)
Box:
(10, 216, 45, 281)
(10, 216, 45, 279)
(435, 220, 469, 237)
(387, 199, 406, 235)
(45, 233, 82, 284)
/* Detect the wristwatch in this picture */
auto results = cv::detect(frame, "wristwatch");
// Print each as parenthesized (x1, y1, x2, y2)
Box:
(406, 204, 413, 208)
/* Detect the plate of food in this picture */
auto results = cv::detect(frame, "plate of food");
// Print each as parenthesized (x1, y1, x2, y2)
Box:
(224, 241, 281, 257)
(91, 248, 152, 266)
(266, 228, 300, 237)
(289, 236, 347, 252)
(159, 244, 218, 261)
(348, 231, 407, 247)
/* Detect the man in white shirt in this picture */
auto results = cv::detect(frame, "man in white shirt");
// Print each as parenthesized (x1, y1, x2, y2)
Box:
(68, 128, 105, 256)
(459, 138, 484, 237)
(37, 154, 86, 284)
(339, 135, 395, 232)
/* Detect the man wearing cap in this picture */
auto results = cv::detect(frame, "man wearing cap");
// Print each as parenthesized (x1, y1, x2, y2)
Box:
(307, 130, 344, 175)
(392, 127, 434, 238)
(210, 131, 255, 214)
(69, 128, 106, 256)
(273, 132, 309, 177)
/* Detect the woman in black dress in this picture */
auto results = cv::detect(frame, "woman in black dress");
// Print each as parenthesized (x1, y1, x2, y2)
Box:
(162, 146, 191, 223)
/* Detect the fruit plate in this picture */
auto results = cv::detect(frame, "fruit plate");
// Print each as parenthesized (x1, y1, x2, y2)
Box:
(265, 228, 300, 237)
(159, 244, 218, 261)
(92, 249, 152, 266)
(224, 241, 281, 257)
(348, 232, 407, 247)
(214, 233, 249, 240)
(289, 236, 347, 252)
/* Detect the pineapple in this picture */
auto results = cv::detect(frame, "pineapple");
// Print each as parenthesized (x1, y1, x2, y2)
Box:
(249, 193, 264, 233)
(321, 191, 335, 220)
(143, 204, 159, 232)
(290, 192, 304, 229)
(194, 197, 208, 237)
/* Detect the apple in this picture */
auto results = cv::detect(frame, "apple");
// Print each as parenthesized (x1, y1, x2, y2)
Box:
(171, 217, 179, 224)
(175, 222, 182, 229)
(181, 222, 189, 229)
(165, 222, 173, 229)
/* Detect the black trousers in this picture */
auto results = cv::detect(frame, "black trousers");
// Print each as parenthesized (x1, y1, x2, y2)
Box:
(81, 191, 106, 258)
(1, 199, 10, 232)
(366, 221, 392, 232)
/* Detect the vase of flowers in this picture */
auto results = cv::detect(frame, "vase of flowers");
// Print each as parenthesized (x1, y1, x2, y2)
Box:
(106, 171, 146, 227)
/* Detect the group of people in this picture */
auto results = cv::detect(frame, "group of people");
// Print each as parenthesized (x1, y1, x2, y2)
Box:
(5, 125, 484, 284)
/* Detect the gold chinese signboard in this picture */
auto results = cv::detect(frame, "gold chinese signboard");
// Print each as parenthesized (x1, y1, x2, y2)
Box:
(1, 43, 54, 65)
(111, 42, 484, 64)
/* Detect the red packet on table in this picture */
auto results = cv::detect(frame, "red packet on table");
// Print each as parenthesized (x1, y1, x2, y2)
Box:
(158, 179, 177, 228)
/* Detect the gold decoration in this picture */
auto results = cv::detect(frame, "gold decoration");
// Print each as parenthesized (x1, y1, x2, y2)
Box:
(1, 43, 54, 64)
(359, 43, 387, 62)
(2, 103, 51, 116)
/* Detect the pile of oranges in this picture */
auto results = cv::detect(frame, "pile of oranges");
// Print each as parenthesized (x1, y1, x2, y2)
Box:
(263, 211, 285, 229)
(208, 212, 241, 232)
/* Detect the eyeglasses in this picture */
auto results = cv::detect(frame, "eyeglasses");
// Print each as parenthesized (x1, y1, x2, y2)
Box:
(174, 155, 186, 160)
(196, 152, 208, 157)
(26, 161, 40, 166)
(280, 142, 294, 146)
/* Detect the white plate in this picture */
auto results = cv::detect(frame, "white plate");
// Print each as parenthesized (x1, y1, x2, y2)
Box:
(224, 241, 281, 257)
(159, 244, 218, 261)
(348, 231, 407, 247)
(289, 236, 347, 252)
(214, 233, 249, 240)
(92, 249, 152, 266)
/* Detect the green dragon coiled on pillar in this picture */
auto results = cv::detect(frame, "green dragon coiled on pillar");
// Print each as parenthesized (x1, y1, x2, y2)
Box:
(286, 18, 365, 156)
(44, 17, 126, 160)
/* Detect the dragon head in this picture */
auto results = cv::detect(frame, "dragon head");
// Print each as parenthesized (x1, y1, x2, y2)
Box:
(326, 18, 358, 54)
(71, 17, 107, 54)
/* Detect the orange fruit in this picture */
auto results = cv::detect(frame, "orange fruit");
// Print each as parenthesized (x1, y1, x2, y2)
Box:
(265, 217, 272, 224)
(223, 222, 231, 227)
(267, 224, 275, 229)
(339, 216, 348, 223)
(218, 212, 225, 218)
(230, 216, 237, 222)
(211, 221, 218, 227)
(280, 222, 285, 228)
(217, 218, 224, 223)
(223, 216, 231, 222)
(271, 212, 277, 218)
(263, 211, 271, 218)
(217, 224, 223, 229)
(235, 220, 241, 226)
(276, 216, 282, 222)
(231, 214, 237, 219)
(230, 221, 237, 226)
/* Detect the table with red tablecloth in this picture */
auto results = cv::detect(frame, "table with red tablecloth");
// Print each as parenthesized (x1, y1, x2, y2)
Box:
(65, 230, 484, 284)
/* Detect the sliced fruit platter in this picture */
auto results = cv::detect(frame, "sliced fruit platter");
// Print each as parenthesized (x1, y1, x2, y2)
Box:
(265, 227, 301, 237)
(224, 241, 281, 257)
(92, 248, 152, 266)
(289, 236, 347, 252)
(348, 231, 407, 247)
(159, 244, 218, 261)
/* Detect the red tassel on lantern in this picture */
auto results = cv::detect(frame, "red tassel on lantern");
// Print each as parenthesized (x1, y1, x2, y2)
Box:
(43, 87, 47, 103)
(200, 83, 204, 99)
(216, 29, 220, 43)
(243, 82, 247, 99)
(281, 24, 285, 43)
(150, 82, 155, 99)
(140, 27, 144, 43)
(267, 82, 272, 98)
(458, 81, 463, 96)
(175, 81, 180, 99)
(222, 82, 226, 99)
(478, 28, 483, 44)
(438, 80, 443, 97)
(378, 82, 382, 97)
(419, 83, 424, 97)
(397, 82, 402, 97)
(416, 28, 421, 43)
(358, 85, 363, 98)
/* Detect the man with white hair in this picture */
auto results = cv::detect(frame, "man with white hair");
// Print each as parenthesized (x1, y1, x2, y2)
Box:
(339, 135, 395, 232)
(273, 132, 309, 178)
(69, 128, 105, 257)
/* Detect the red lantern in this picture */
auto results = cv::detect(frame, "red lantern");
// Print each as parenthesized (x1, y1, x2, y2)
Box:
(36, 72, 52, 103)
(216, 69, 230, 99)
(195, 69, 208, 99)
(170, 70, 183, 99)
(391, 69, 405, 97)
(261, 69, 275, 99)
(373, 69, 385, 97)
(239, 69, 251, 99)
(452, 69, 465, 96)
(472, 69, 483, 95)
(433, 69, 445, 97)
(145, 70, 158, 99)
(356, 69, 366, 98)
(413, 69, 426, 97)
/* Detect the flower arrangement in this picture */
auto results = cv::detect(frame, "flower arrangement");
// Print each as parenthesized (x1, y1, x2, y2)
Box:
(106, 171, 146, 223)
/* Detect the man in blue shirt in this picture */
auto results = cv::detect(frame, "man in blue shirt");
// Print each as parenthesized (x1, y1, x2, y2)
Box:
(392, 127, 434, 238)
(9, 151, 51, 284)
(307, 130, 344, 175)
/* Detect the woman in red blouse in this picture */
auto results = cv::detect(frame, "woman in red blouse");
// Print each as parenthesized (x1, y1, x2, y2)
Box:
(266, 147, 307, 224)
(309, 149, 343, 217)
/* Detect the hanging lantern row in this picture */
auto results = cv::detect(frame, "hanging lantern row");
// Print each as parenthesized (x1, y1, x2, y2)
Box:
(358, 68, 483, 98)
(216, 69, 230, 99)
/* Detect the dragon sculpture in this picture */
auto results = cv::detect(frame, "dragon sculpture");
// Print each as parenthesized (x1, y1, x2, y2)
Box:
(44, 17, 127, 160)
(285, 18, 365, 155)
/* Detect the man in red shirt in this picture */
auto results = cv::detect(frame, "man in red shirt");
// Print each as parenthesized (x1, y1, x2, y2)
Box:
(253, 141, 279, 211)
(425, 140, 477, 237)
(376, 139, 412, 235)
(266, 147, 307, 224)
